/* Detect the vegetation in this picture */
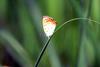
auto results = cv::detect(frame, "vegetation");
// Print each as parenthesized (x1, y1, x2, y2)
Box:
(0, 0, 100, 67)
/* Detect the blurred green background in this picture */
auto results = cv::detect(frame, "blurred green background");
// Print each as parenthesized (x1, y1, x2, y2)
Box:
(0, 0, 100, 67)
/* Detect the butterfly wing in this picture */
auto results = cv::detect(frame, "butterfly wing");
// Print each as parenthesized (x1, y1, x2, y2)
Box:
(43, 16, 56, 37)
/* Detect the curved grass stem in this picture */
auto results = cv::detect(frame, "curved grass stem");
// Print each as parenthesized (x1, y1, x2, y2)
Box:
(34, 18, 99, 67)
(34, 37, 52, 67)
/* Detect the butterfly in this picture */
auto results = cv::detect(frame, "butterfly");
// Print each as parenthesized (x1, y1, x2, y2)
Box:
(42, 16, 57, 37)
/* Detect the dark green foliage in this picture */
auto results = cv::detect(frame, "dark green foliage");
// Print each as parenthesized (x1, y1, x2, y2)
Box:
(0, 0, 100, 67)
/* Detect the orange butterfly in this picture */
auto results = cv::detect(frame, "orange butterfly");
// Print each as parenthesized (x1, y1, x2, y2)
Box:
(42, 16, 56, 37)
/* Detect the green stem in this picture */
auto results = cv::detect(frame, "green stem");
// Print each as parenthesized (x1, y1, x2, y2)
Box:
(34, 37, 52, 67)
(34, 18, 99, 67)
(54, 18, 99, 34)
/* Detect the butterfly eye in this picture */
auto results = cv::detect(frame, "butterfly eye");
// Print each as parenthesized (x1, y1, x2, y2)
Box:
(43, 16, 56, 37)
